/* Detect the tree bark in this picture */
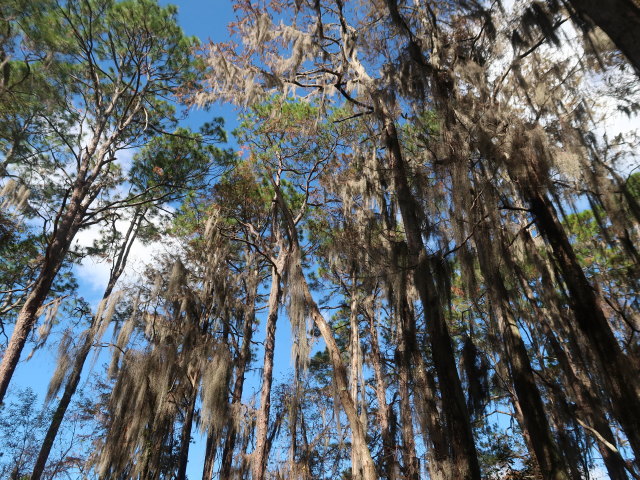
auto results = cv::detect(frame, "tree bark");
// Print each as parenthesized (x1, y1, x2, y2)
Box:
(30, 209, 144, 480)
(509, 247, 632, 480)
(301, 273, 378, 480)
(0, 190, 85, 404)
(495, 298, 569, 480)
(0, 109, 120, 404)
(177, 379, 198, 480)
(252, 261, 283, 480)
(272, 180, 378, 480)
(527, 190, 640, 464)
(379, 107, 480, 480)
(474, 231, 570, 480)
(201, 431, 217, 480)
(567, 0, 640, 74)
(221, 266, 259, 479)
(537, 308, 631, 480)
(396, 345, 419, 480)
(348, 272, 366, 480)
(367, 306, 398, 480)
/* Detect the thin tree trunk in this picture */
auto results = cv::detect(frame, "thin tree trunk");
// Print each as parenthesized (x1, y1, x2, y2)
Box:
(396, 345, 419, 480)
(495, 302, 569, 480)
(177, 378, 198, 480)
(272, 183, 378, 480)
(474, 231, 570, 480)
(201, 431, 217, 480)
(30, 209, 144, 480)
(400, 289, 448, 480)
(300, 273, 378, 480)
(511, 255, 631, 480)
(367, 305, 398, 480)
(348, 271, 365, 480)
(252, 261, 283, 480)
(221, 266, 259, 479)
(539, 309, 631, 480)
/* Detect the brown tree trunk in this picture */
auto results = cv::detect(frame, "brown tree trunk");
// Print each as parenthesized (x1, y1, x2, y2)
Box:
(201, 432, 217, 480)
(348, 272, 366, 480)
(30, 209, 144, 480)
(177, 379, 198, 480)
(298, 261, 377, 480)
(510, 245, 632, 480)
(0, 181, 88, 404)
(397, 345, 419, 480)
(527, 191, 640, 463)
(537, 309, 631, 480)
(567, 0, 640, 73)
(272, 183, 377, 480)
(379, 108, 480, 480)
(475, 233, 570, 480)
(221, 267, 259, 479)
(367, 306, 398, 480)
(252, 262, 283, 480)
(495, 303, 569, 480)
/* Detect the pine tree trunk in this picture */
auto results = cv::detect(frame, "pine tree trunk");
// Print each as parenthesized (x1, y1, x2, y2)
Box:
(348, 273, 365, 480)
(475, 232, 570, 480)
(379, 109, 480, 480)
(31, 329, 93, 480)
(0, 254, 67, 404)
(299, 265, 378, 480)
(367, 306, 398, 480)
(397, 345, 419, 480)
(177, 381, 198, 480)
(30, 210, 143, 480)
(396, 281, 448, 480)
(221, 267, 258, 479)
(496, 304, 569, 480)
(252, 263, 282, 480)
(201, 432, 217, 480)
(510, 242, 632, 480)
(0, 182, 87, 404)
(537, 312, 630, 480)
(527, 191, 640, 463)
(272, 183, 377, 480)
(567, 0, 640, 73)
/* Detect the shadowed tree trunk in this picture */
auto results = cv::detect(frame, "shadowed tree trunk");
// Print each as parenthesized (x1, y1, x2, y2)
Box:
(177, 376, 199, 480)
(527, 190, 640, 464)
(378, 104, 480, 480)
(201, 432, 217, 480)
(510, 256, 631, 480)
(272, 182, 378, 480)
(473, 223, 570, 480)
(567, 0, 640, 73)
(396, 344, 419, 480)
(366, 304, 399, 480)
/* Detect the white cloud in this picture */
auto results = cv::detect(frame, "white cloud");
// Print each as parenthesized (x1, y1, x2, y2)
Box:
(74, 212, 176, 300)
